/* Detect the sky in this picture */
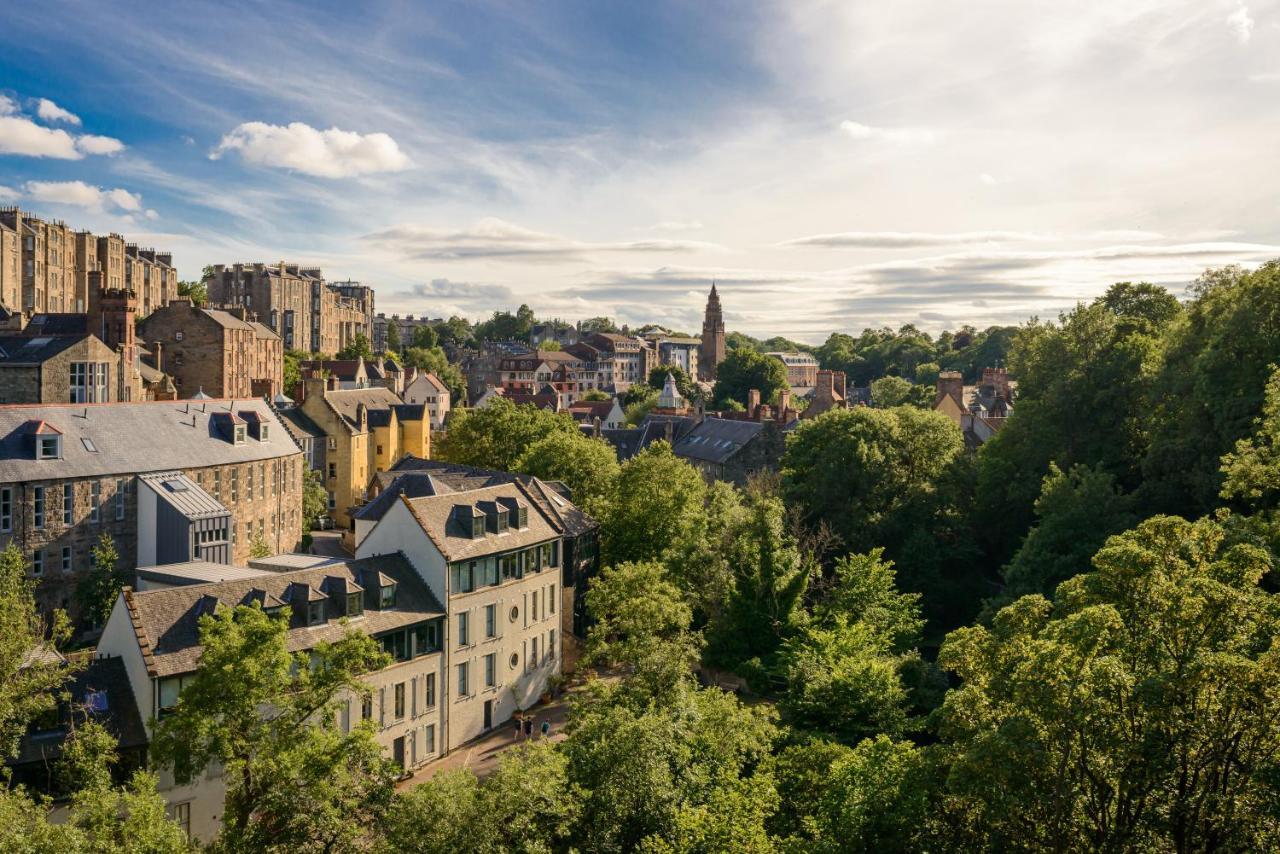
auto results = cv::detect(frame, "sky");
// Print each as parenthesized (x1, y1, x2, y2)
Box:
(2, 0, 1279, 343)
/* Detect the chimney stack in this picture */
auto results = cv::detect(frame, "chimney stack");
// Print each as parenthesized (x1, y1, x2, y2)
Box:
(152, 341, 163, 373)
(747, 388, 761, 415)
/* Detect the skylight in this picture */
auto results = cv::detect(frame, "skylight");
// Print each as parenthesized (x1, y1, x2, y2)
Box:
(81, 437, 98, 452)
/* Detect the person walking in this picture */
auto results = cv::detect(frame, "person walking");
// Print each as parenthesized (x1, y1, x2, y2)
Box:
(523, 717, 534, 739)
(513, 715, 522, 742)
(541, 719, 551, 739)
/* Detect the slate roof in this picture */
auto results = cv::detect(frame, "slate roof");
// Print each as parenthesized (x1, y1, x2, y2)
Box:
(138, 471, 228, 519)
(0, 399, 300, 483)
(672, 417, 764, 464)
(393, 403, 426, 423)
(125, 554, 444, 678)
(305, 359, 365, 381)
(322, 386, 404, 430)
(403, 485, 557, 562)
(366, 408, 395, 429)
(22, 314, 88, 336)
(248, 321, 278, 341)
(0, 334, 93, 365)
(201, 308, 255, 331)
(353, 472, 457, 522)
(13, 656, 148, 767)
(274, 405, 325, 441)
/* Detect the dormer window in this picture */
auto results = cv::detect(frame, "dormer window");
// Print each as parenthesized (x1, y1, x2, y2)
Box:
(380, 583, 397, 609)
(260, 424, 269, 440)
(38, 436, 61, 459)
(307, 601, 324, 625)
(517, 506, 528, 528)
(347, 592, 363, 617)
(234, 425, 246, 445)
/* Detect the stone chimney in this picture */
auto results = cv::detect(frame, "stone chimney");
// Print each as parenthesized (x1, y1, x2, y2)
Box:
(936, 371, 964, 408)
(833, 371, 847, 400)
(747, 388, 761, 415)
(779, 388, 792, 415)
(152, 341, 163, 373)
(593, 416, 602, 438)
(816, 370, 834, 399)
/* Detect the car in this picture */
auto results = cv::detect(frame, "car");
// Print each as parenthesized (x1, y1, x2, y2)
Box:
(315, 515, 335, 531)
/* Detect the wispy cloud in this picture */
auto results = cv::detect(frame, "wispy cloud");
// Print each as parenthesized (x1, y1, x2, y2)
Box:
(364, 218, 722, 263)
(839, 120, 938, 145)
(210, 121, 412, 178)
(0, 185, 19, 203)
(782, 230, 1046, 249)
(1227, 4, 1254, 44)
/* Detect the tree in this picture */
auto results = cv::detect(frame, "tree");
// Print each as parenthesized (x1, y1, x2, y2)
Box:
(283, 349, 307, 393)
(74, 533, 127, 629)
(436, 397, 579, 471)
(513, 429, 619, 512)
(0, 543, 69, 762)
(411, 324, 438, 351)
(1096, 281, 1182, 328)
(335, 332, 374, 361)
(937, 515, 1280, 851)
(585, 560, 695, 670)
(869, 375, 932, 409)
(380, 770, 480, 854)
(648, 364, 697, 400)
(599, 442, 708, 567)
(999, 462, 1136, 601)
(712, 348, 788, 410)
(1220, 363, 1280, 513)
(580, 388, 611, 401)
(301, 467, 328, 530)
(248, 532, 272, 559)
(811, 736, 935, 854)
(152, 605, 395, 852)
(384, 321, 401, 354)
(177, 280, 207, 307)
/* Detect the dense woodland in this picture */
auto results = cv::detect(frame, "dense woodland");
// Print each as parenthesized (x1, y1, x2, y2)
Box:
(5, 263, 1280, 851)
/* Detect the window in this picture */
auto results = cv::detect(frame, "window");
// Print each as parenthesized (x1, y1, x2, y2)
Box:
(532, 589, 539, 622)
(362, 695, 373, 721)
(247, 465, 253, 497)
(33, 486, 45, 528)
(413, 622, 439, 656)
(61, 547, 71, 573)
(62, 482, 72, 525)
(451, 562, 474, 593)
(424, 673, 436, 708)
(167, 802, 191, 840)
(376, 444, 383, 455)
(457, 612, 469, 646)
(509, 652, 519, 669)
(115, 478, 126, 520)
(327, 491, 336, 510)
(381, 630, 409, 662)
(213, 469, 221, 500)
(549, 629, 556, 659)
(307, 601, 324, 625)
(158, 674, 195, 715)
(0, 487, 10, 532)
(424, 724, 436, 754)
(37, 436, 60, 459)
(456, 662, 469, 697)
(531, 636, 539, 668)
(485, 604, 496, 638)
(509, 605, 519, 623)
(260, 463, 266, 498)
(380, 583, 396, 609)
(70, 362, 109, 403)
(347, 592, 363, 616)
(549, 584, 556, 615)
(32, 550, 43, 576)
(234, 425, 246, 444)
(394, 682, 406, 720)
(328, 462, 336, 480)
(484, 653, 496, 688)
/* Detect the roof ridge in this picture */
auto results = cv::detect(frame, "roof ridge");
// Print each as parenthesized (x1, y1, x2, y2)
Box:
(122, 587, 159, 677)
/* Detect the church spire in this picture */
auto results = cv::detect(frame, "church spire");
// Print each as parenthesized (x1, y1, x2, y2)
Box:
(699, 283, 726, 382)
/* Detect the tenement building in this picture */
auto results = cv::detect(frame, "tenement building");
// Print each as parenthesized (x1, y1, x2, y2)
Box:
(0, 399, 304, 619)
(204, 263, 374, 354)
(767, 351, 819, 388)
(0, 208, 176, 316)
(137, 300, 283, 398)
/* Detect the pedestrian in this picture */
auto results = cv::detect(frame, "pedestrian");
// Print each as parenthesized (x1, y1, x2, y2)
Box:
(523, 717, 534, 739)
(513, 715, 522, 742)
(541, 719, 550, 739)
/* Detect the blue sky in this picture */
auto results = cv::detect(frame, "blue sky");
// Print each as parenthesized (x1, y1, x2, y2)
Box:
(3, 0, 1279, 341)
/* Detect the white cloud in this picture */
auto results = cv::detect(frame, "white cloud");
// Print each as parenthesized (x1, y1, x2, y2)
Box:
(0, 185, 19, 203)
(36, 98, 81, 125)
(0, 116, 81, 158)
(365, 217, 721, 262)
(0, 95, 16, 116)
(24, 180, 142, 213)
(1227, 4, 1254, 43)
(839, 120, 937, 145)
(782, 230, 1045, 249)
(649, 219, 705, 232)
(210, 121, 412, 177)
(75, 134, 125, 155)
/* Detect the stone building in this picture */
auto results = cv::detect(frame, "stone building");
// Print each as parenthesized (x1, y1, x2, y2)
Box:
(800, 370, 850, 420)
(373, 312, 442, 353)
(767, 351, 819, 388)
(403, 371, 451, 430)
(656, 336, 701, 380)
(0, 399, 304, 619)
(566, 333, 650, 393)
(934, 367, 1016, 446)
(0, 209, 176, 317)
(699, 284, 726, 382)
(137, 300, 283, 399)
(205, 263, 373, 354)
(297, 378, 429, 530)
(0, 332, 122, 404)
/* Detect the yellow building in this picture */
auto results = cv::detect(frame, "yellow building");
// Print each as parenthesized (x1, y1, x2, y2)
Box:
(299, 377, 429, 529)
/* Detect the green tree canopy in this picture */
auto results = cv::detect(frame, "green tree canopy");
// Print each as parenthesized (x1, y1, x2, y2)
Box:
(384, 321, 401, 354)
(649, 364, 697, 400)
(514, 429, 620, 512)
(74, 533, 126, 629)
(335, 332, 374, 361)
(436, 397, 579, 471)
(869, 375, 933, 409)
(937, 515, 1280, 851)
(599, 442, 708, 567)
(713, 348, 788, 409)
(152, 604, 394, 852)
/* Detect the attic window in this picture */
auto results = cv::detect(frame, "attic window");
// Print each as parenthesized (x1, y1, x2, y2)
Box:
(307, 601, 324, 626)
(517, 506, 528, 528)
(347, 592, 363, 617)
(260, 424, 270, 441)
(471, 514, 484, 539)
(234, 425, 246, 445)
(380, 583, 397, 609)
(38, 436, 61, 459)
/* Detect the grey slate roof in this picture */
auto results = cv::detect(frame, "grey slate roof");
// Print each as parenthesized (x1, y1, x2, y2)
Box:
(125, 554, 443, 678)
(201, 309, 255, 331)
(354, 472, 456, 522)
(672, 418, 764, 464)
(274, 405, 325, 440)
(0, 399, 300, 483)
(22, 314, 88, 336)
(0, 334, 91, 365)
(136, 561, 273, 587)
(403, 484, 559, 562)
(322, 386, 404, 430)
(12, 656, 148, 767)
(138, 471, 228, 519)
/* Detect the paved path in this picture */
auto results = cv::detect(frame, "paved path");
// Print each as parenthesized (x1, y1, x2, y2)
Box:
(308, 530, 350, 558)
(397, 691, 574, 789)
